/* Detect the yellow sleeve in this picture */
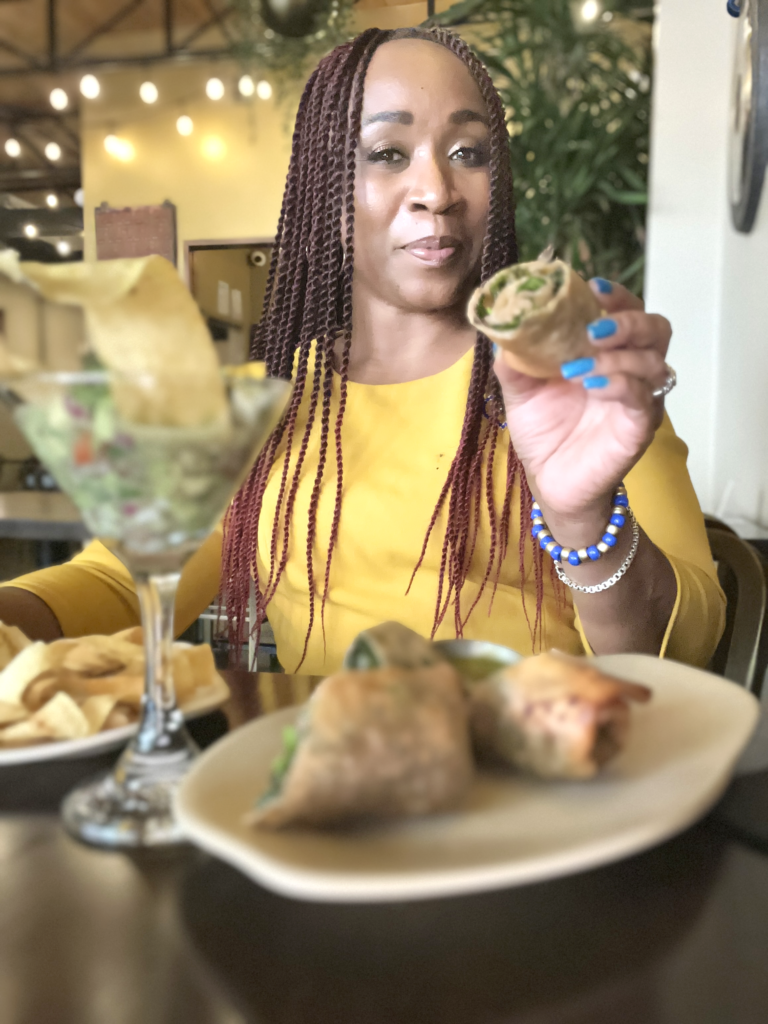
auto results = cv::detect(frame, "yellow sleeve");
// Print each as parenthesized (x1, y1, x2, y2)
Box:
(576, 413, 725, 666)
(2, 524, 223, 638)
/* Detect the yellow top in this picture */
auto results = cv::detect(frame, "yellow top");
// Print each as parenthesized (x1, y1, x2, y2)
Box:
(7, 347, 724, 674)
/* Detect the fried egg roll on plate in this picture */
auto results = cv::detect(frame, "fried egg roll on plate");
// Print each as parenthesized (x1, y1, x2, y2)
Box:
(251, 663, 473, 829)
(469, 653, 651, 779)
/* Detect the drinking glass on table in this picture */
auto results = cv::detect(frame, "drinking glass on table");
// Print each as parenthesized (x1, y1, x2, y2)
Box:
(0, 366, 290, 848)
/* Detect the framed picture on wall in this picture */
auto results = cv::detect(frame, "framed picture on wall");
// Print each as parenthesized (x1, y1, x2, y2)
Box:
(95, 200, 177, 263)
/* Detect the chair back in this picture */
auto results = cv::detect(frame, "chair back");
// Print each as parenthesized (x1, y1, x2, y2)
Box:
(707, 527, 767, 694)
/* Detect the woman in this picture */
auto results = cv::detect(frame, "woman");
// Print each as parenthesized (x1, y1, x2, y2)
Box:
(0, 28, 723, 673)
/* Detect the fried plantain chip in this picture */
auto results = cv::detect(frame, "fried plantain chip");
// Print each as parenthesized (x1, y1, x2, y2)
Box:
(0, 691, 90, 746)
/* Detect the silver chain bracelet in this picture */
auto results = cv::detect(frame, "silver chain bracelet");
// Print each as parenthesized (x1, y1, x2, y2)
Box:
(554, 510, 640, 593)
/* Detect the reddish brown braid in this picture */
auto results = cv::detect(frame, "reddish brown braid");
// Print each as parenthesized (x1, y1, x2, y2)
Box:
(222, 27, 546, 667)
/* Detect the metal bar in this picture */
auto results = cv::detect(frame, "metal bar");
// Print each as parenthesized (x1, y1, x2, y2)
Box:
(0, 167, 81, 192)
(0, 39, 43, 70)
(0, 46, 232, 76)
(65, 0, 148, 60)
(176, 3, 236, 51)
(12, 126, 49, 167)
(165, 0, 174, 55)
(203, 0, 235, 43)
(48, 0, 57, 69)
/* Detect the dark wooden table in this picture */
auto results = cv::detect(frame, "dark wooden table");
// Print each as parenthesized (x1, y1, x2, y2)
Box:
(2, 671, 768, 1024)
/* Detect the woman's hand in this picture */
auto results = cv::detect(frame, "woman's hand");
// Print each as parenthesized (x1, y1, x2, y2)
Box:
(495, 279, 672, 522)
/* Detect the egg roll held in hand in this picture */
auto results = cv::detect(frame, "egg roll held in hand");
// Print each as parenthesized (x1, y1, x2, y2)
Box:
(467, 259, 603, 378)
(250, 663, 473, 829)
(469, 653, 651, 780)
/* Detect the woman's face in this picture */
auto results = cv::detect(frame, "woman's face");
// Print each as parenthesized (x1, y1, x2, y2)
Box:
(353, 39, 491, 316)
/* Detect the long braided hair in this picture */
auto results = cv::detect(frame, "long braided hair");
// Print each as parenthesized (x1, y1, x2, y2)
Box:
(221, 27, 545, 667)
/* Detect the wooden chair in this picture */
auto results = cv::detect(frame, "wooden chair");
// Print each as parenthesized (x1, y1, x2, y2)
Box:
(707, 526, 767, 695)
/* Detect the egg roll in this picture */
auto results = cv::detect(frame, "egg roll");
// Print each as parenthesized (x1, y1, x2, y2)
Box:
(469, 653, 651, 779)
(251, 663, 473, 829)
(342, 621, 446, 671)
(467, 259, 602, 378)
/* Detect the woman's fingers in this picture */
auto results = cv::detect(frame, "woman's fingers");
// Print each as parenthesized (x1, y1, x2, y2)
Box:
(561, 348, 668, 391)
(568, 371, 662, 419)
(589, 278, 645, 313)
(583, 309, 672, 357)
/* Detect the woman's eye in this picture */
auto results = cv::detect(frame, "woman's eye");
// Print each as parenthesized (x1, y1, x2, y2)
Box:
(367, 147, 406, 166)
(450, 146, 487, 167)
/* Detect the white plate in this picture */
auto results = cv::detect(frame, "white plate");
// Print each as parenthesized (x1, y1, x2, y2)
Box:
(0, 674, 230, 766)
(175, 655, 759, 903)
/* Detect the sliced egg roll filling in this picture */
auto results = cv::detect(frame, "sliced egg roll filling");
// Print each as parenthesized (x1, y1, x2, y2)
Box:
(475, 264, 566, 331)
(259, 723, 302, 804)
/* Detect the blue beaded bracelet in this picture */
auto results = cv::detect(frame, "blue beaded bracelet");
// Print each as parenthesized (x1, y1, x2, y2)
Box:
(530, 486, 630, 567)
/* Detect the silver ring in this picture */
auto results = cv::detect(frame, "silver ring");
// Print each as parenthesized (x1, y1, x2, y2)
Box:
(652, 365, 676, 399)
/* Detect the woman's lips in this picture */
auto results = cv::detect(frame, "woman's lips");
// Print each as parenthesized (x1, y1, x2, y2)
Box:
(402, 235, 462, 266)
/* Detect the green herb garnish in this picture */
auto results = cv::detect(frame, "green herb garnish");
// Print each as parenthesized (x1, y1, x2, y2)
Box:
(258, 724, 300, 805)
(517, 275, 547, 292)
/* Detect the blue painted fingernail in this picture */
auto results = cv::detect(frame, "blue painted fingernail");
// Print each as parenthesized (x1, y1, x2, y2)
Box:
(561, 356, 596, 379)
(593, 277, 613, 294)
(587, 318, 617, 341)
(583, 375, 609, 389)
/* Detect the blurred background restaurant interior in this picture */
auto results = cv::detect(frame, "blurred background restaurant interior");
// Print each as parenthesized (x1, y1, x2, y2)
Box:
(0, 0, 765, 580)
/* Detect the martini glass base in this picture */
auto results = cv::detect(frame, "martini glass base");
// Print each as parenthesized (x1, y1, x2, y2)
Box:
(61, 736, 198, 849)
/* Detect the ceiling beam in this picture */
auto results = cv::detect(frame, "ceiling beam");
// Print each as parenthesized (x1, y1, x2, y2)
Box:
(0, 168, 81, 193)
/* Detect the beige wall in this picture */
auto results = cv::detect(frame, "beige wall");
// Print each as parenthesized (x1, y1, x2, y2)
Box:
(80, 60, 297, 264)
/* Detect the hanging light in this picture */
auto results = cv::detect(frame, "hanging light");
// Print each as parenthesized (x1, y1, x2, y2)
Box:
(4, 138, 21, 158)
(238, 74, 255, 97)
(104, 135, 135, 161)
(23, 224, 38, 238)
(50, 88, 68, 111)
(176, 115, 194, 136)
(80, 74, 100, 99)
(74, 188, 84, 207)
(44, 142, 62, 161)
(580, 0, 600, 21)
(56, 240, 71, 256)
(256, 80, 272, 101)
(140, 81, 159, 104)
(46, 193, 58, 208)
(206, 77, 225, 100)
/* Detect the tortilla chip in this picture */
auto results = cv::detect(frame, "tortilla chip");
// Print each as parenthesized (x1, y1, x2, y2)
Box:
(0, 700, 28, 726)
(0, 621, 32, 671)
(0, 691, 90, 745)
(0, 251, 227, 427)
(172, 644, 216, 703)
(0, 640, 74, 705)
(80, 694, 121, 733)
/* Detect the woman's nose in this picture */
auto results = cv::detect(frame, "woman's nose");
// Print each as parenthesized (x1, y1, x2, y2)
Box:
(406, 156, 460, 215)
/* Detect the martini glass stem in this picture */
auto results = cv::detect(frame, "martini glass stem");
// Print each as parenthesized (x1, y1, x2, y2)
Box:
(134, 571, 183, 751)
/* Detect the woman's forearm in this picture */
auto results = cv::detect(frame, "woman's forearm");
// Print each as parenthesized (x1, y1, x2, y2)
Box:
(0, 587, 64, 642)
(539, 499, 676, 655)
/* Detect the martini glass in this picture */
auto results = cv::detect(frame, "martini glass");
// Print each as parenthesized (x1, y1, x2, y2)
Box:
(1, 367, 290, 848)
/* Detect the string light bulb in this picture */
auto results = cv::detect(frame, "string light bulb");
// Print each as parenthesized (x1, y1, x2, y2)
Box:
(206, 77, 225, 100)
(80, 74, 100, 99)
(23, 224, 38, 238)
(176, 115, 194, 136)
(56, 240, 71, 256)
(74, 188, 84, 207)
(140, 81, 159, 104)
(44, 142, 62, 161)
(46, 193, 58, 208)
(580, 0, 600, 20)
(49, 88, 68, 111)
(4, 138, 20, 158)
(238, 74, 255, 97)
(256, 80, 272, 101)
